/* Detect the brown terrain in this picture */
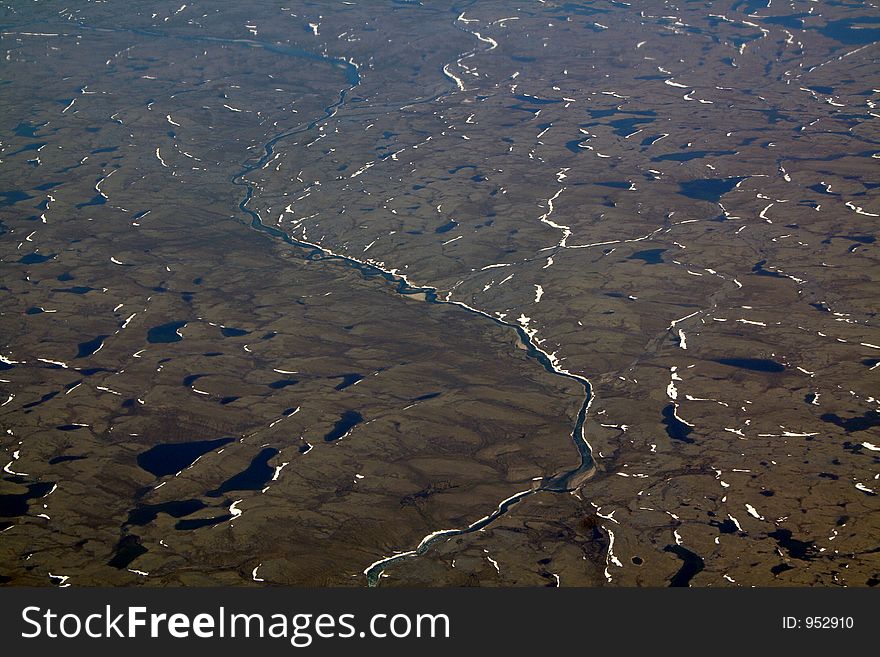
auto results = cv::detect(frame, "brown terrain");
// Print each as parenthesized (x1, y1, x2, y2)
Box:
(0, 0, 877, 587)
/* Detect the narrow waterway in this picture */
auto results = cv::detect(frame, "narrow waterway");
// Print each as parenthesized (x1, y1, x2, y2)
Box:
(223, 32, 598, 586)
(83, 19, 599, 587)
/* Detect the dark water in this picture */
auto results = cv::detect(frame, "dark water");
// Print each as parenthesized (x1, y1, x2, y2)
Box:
(628, 248, 665, 264)
(0, 189, 33, 206)
(829, 235, 875, 245)
(147, 320, 187, 343)
(714, 358, 785, 373)
(53, 285, 97, 294)
(760, 13, 808, 29)
(732, 0, 769, 13)
(75, 367, 113, 376)
(513, 94, 562, 105)
(13, 121, 45, 138)
(608, 116, 656, 138)
(268, 378, 299, 390)
(817, 17, 880, 45)
(435, 220, 458, 233)
(710, 518, 739, 534)
(7, 142, 46, 157)
(678, 177, 747, 202)
(842, 441, 871, 457)
(564, 137, 590, 153)
(207, 447, 279, 497)
(48, 455, 86, 465)
(18, 252, 56, 264)
(333, 373, 364, 390)
(652, 150, 736, 163)
(182, 373, 206, 387)
(22, 391, 59, 409)
(75, 194, 107, 209)
(137, 437, 235, 477)
(220, 326, 250, 337)
(0, 482, 55, 517)
(126, 499, 206, 526)
(752, 260, 785, 278)
(663, 544, 705, 587)
(75, 335, 108, 358)
(768, 528, 816, 560)
(175, 514, 234, 530)
(107, 535, 147, 569)
(508, 102, 542, 117)
(820, 410, 880, 432)
(770, 562, 795, 576)
(640, 133, 666, 147)
(323, 410, 364, 442)
(662, 403, 695, 444)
